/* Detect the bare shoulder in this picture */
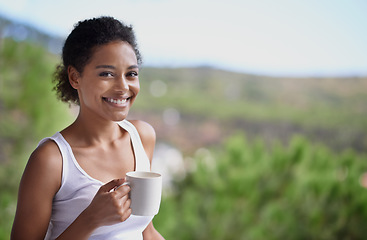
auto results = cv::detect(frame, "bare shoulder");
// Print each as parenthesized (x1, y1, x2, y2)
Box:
(30, 139, 62, 169)
(128, 120, 156, 160)
(24, 139, 62, 195)
(128, 120, 156, 142)
(32, 139, 61, 158)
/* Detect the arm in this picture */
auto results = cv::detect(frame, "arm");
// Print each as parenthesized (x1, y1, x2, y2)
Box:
(11, 140, 63, 239)
(130, 120, 165, 240)
(143, 222, 165, 240)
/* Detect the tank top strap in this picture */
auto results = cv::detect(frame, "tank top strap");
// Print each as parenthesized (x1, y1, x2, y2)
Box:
(118, 120, 151, 172)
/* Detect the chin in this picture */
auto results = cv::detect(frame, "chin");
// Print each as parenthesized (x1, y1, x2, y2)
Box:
(111, 113, 129, 122)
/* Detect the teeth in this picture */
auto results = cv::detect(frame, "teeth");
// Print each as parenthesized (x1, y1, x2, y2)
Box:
(107, 98, 127, 104)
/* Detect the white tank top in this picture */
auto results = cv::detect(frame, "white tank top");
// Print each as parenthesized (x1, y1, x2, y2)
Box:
(40, 120, 154, 240)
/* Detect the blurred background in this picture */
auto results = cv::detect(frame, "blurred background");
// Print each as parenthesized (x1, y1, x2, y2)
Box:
(1, 0, 367, 239)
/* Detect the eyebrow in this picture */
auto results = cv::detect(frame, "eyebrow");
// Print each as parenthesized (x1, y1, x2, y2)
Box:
(96, 65, 116, 69)
(95, 65, 139, 70)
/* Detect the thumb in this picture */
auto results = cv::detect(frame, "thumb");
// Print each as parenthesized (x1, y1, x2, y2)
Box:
(99, 178, 125, 193)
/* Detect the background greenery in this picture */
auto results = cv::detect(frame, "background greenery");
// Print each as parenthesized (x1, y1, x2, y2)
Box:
(154, 135, 367, 239)
(1, 30, 367, 239)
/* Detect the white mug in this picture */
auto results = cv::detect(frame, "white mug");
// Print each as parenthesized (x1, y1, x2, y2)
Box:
(119, 171, 162, 216)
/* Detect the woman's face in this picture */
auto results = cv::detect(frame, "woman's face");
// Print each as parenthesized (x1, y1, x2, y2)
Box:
(73, 41, 140, 122)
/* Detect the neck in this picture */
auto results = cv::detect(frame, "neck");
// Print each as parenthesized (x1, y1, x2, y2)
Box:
(64, 110, 124, 147)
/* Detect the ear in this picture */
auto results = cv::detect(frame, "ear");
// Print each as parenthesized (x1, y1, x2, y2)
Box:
(68, 66, 81, 89)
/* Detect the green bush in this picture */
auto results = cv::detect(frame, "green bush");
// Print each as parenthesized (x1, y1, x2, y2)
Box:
(154, 134, 367, 239)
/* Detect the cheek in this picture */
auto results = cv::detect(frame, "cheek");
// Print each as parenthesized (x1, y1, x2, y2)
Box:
(130, 82, 140, 105)
(132, 81, 140, 95)
(79, 82, 103, 101)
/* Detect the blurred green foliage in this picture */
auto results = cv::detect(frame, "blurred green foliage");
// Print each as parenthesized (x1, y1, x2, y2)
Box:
(0, 38, 72, 239)
(154, 134, 367, 239)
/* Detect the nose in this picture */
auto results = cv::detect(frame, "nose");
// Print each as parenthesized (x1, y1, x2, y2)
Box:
(116, 75, 129, 91)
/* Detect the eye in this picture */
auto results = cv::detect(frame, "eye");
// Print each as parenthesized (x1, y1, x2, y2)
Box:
(99, 72, 114, 77)
(126, 71, 139, 78)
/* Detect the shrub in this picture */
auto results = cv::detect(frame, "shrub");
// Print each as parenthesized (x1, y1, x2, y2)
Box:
(154, 134, 367, 240)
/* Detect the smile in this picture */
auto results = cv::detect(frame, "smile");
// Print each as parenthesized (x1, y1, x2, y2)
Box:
(103, 97, 130, 105)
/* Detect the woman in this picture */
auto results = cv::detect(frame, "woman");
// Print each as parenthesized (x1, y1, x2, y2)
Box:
(11, 16, 165, 240)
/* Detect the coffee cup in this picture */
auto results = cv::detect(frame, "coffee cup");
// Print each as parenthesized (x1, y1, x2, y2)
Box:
(118, 171, 162, 216)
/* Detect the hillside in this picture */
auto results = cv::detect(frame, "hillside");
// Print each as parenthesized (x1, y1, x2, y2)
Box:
(130, 67, 367, 153)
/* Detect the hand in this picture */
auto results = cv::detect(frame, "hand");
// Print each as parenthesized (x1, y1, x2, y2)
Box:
(82, 178, 132, 228)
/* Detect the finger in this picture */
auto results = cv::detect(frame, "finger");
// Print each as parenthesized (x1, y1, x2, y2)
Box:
(114, 184, 130, 198)
(122, 198, 131, 210)
(114, 179, 129, 191)
(99, 178, 125, 193)
(119, 206, 132, 222)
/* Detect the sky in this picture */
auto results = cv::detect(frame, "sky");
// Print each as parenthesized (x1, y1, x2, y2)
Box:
(0, 0, 366, 77)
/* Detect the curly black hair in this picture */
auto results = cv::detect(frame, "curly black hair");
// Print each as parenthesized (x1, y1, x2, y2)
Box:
(53, 16, 142, 105)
